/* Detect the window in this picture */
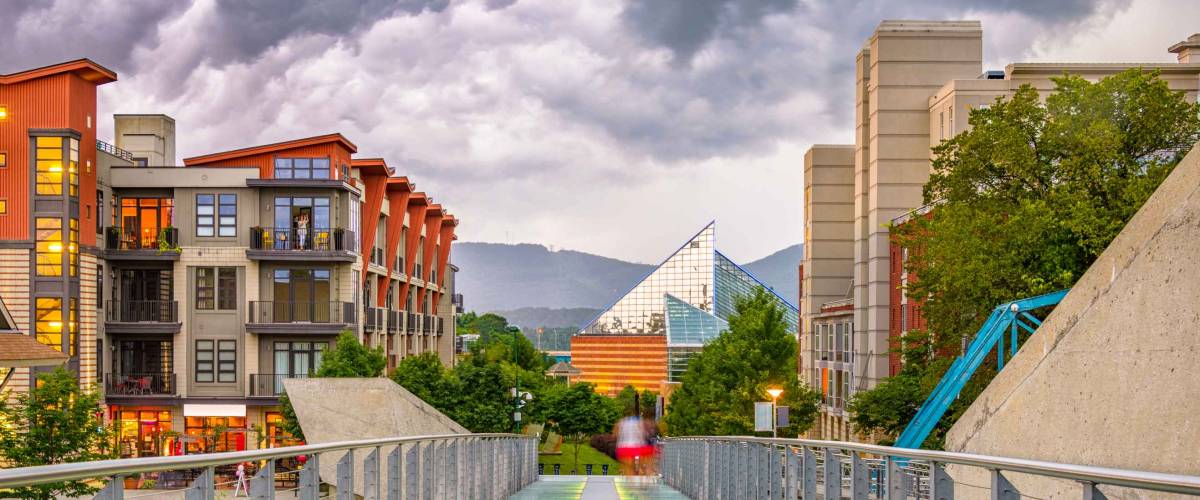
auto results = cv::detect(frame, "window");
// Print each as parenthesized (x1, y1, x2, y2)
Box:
(196, 267, 236, 310)
(0, 151, 6, 167)
(350, 196, 361, 252)
(197, 194, 235, 238)
(96, 191, 103, 233)
(274, 157, 330, 179)
(195, 339, 236, 383)
(68, 138, 79, 197)
(120, 197, 174, 248)
(69, 218, 79, 277)
(0, 199, 7, 215)
(35, 217, 63, 276)
(97, 266, 104, 309)
(218, 194, 237, 237)
(35, 136, 63, 195)
(217, 268, 237, 310)
(35, 297, 65, 353)
(196, 194, 214, 236)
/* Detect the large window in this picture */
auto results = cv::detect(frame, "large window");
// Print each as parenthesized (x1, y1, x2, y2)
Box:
(184, 416, 246, 454)
(34, 297, 76, 355)
(120, 198, 173, 248)
(196, 267, 237, 310)
(35, 217, 63, 277)
(115, 410, 173, 458)
(68, 138, 79, 197)
(69, 218, 78, 277)
(272, 341, 326, 393)
(274, 157, 330, 179)
(272, 269, 331, 322)
(35, 136, 63, 195)
(195, 339, 236, 383)
(196, 194, 236, 237)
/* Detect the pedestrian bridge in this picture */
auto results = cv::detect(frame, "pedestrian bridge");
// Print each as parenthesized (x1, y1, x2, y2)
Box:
(1, 434, 1198, 499)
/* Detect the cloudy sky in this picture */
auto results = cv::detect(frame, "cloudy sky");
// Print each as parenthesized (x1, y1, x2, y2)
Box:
(2, 0, 1197, 263)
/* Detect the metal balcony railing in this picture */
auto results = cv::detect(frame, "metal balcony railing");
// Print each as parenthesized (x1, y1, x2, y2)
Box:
(250, 227, 355, 252)
(407, 312, 419, 334)
(248, 373, 309, 397)
(103, 373, 175, 396)
(662, 436, 1200, 500)
(247, 301, 354, 324)
(364, 306, 386, 332)
(105, 226, 178, 251)
(0, 434, 538, 500)
(388, 309, 402, 333)
(105, 300, 178, 323)
(97, 139, 135, 162)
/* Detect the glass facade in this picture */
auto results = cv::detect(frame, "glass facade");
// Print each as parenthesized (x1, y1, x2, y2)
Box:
(578, 222, 801, 383)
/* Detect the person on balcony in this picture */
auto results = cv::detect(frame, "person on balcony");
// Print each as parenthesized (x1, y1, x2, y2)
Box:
(295, 211, 310, 250)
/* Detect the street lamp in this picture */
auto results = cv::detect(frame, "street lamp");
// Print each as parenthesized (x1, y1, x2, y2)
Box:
(766, 388, 783, 438)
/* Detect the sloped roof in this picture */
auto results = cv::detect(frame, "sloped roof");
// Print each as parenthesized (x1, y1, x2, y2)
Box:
(183, 133, 358, 165)
(0, 334, 68, 368)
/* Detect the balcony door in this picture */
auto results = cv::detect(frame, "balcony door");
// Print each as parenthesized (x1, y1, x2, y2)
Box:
(119, 198, 173, 249)
(273, 197, 330, 250)
(118, 269, 173, 322)
(272, 269, 331, 322)
(272, 341, 326, 394)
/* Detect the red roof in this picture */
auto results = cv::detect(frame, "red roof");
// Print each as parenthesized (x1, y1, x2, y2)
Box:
(183, 133, 358, 165)
(0, 58, 117, 85)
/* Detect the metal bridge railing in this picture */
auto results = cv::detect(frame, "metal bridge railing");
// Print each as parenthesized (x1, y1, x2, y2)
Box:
(662, 436, 1200, 500)
(0, 433, 537, 500)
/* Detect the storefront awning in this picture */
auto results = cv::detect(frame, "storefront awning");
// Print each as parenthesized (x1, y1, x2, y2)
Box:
(183, 404, 246, 417)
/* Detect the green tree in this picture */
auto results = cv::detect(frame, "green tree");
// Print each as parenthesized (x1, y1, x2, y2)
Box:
(615, 385, 638, 416)
(851, 68, 1200, 447)
(540, 383, 620, 473)
(639, 390, 658, 420)
(281, 330, 387, 440)
(0, 368, 111, 499)
(664, 287, 821, 437)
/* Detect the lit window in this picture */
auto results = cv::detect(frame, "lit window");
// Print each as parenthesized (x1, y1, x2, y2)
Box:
(35, 136, 63, 196)
(0, 106, 8, 120)
(0, 199, 7, 215)
(35, 217, 63, 277)
(69, 138, 79, 197)
(0, 152, 6, 167)
(69, 218, 79, 277)
(35, 297, 71, 354)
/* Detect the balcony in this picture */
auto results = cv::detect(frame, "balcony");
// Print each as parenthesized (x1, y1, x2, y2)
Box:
(387, 309, 402, 334)
(406, 312, 420, 335)
(105, 300, 181, 334)
(246, 301, 355, 334)
(104, 226, 180, 261)
(247, 227, 357, 262)
(364, 307, 386, 333)
(103, 373, 176, 398)
(248, 373, 309, 397)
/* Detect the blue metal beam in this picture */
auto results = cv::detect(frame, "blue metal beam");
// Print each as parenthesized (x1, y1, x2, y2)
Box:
(893, 289, 1069, 449)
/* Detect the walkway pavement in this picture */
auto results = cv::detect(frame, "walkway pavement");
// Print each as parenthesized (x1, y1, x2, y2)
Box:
(509, 475, 688, 500)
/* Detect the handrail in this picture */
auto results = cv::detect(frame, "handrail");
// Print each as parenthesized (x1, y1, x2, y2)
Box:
(664, 436, 1200, 496)
(0, 433, 530, 489)
(97, 139, 135, 162)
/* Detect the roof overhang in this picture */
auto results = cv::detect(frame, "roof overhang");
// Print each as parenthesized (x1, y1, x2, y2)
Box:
(386, 176, 412, 192)
(351, 158, 394, 176)
(0, 334, 69, 368)
(183, 133, 359, 165)
(0, 58, 117, 86)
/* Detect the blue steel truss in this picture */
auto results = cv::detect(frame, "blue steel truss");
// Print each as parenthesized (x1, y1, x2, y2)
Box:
(894, 289, 1070, 449)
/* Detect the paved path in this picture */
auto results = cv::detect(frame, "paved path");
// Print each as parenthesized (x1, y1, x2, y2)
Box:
(509, 475, 688, 500)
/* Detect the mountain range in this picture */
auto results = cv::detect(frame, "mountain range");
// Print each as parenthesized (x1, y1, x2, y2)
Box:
(452, 242, 802, 329)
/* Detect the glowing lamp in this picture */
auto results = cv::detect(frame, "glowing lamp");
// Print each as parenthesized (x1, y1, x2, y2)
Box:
(49, 164, 62, 172)
(766, 388, 783, 400)
(49, 321, 62, 330)
(48, 243, 63, 252)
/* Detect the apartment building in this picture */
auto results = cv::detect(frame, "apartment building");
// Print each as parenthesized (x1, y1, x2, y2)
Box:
(1, 59, 462, 458)
(799, 21, 1200, 441)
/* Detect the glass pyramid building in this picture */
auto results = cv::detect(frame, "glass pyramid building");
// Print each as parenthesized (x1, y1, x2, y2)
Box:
(578, 222, 799, 383)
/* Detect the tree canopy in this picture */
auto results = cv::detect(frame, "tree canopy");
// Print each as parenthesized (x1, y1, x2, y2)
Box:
(664, 287, 821, 437)
(0, 368, 111, 499)
(849, 68, 1200, 448)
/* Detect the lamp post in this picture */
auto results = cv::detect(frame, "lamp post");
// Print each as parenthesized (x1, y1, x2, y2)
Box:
(766, 388, 783, 438)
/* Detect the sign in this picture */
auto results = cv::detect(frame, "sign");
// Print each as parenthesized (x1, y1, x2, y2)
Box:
(514, 411, 522, 422)
(776, 406, 789, 428)
(183, 404, 246, 417)
(754, 402, 773, 432)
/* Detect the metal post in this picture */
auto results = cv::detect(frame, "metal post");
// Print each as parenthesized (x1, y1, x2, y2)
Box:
(185, 466, 216, 500)
(990, 469, 1018, 500)
(387, 446, 402, 500)
(364, 447, 380, 500)
(786, 446, 799, 500)
(249, 459, 275, 500)
(405, 443, 419, 500)
(825, 448, 841, 500)
(336, 450, 354, 500)
(94, 475, 124, 500)
(422, 442, 434, 500)
(850, 452, 869, 500)
(931, 462, 953, 500)
(448, 439, 459, 499)
(299, 455, 319, 500)
(887, 457, 904, 500)
(1081, 481, 1108, 500)
(802, 446, 816, 500)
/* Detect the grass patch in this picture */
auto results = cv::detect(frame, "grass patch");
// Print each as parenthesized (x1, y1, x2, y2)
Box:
(538, 443, 620, 474)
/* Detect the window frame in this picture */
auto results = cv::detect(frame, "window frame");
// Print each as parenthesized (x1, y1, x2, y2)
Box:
(196, 267, 237, 311)
(273, 156, 331, 180)
(0, 150, 6, 168)
(218, 194, 237, 237)
(196, 194, 215, 237)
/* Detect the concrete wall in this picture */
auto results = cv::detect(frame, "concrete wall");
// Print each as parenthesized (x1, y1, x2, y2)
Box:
(945, 142, 1200, 497)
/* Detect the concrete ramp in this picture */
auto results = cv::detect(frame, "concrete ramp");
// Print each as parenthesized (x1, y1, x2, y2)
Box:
(945, 143, 1200, 496)
(283, 377, 467, 496)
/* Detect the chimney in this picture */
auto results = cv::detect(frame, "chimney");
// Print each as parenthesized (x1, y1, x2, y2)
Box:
(1168, 33, 1200, 64)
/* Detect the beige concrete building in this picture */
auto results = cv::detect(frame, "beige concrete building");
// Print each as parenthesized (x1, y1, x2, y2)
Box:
(800, 20, 1200, 441)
